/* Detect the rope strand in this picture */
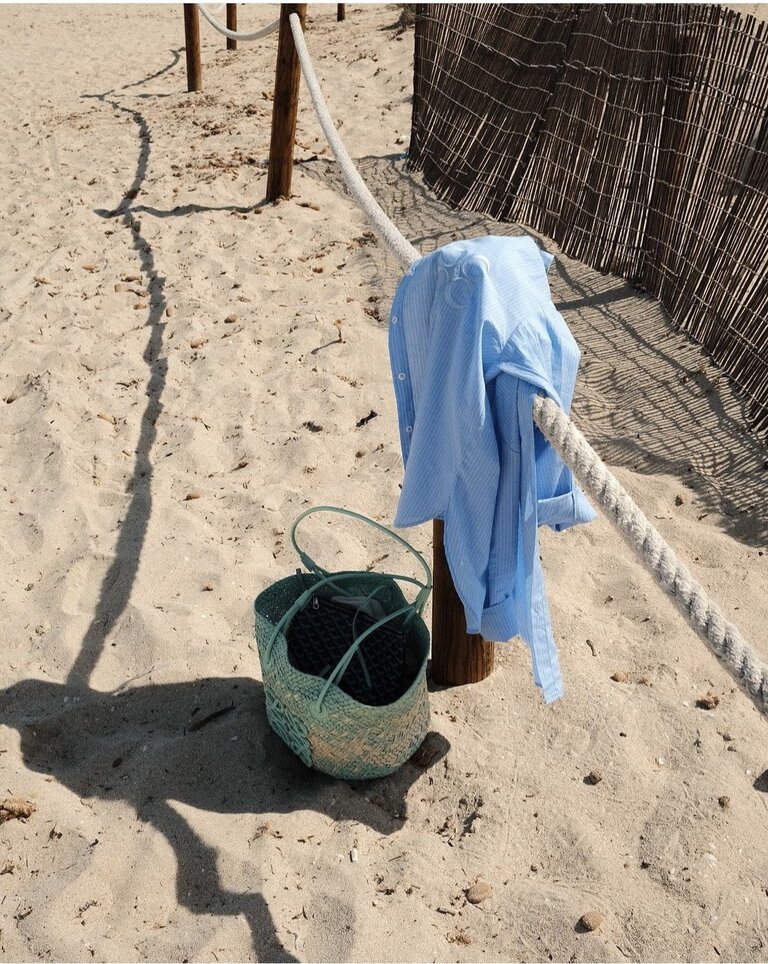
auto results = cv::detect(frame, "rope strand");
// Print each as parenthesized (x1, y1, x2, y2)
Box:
(197, 4, 279, 42)
(532, 394, 768, 715)
(288, 12, 421, 268)
(287, 13, 768, 717)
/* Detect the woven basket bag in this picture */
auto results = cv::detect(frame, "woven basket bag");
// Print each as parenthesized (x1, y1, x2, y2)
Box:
(253, 506, 432, 780)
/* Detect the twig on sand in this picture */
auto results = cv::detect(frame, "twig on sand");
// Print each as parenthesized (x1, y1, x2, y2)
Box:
(187, 704, 236, 733)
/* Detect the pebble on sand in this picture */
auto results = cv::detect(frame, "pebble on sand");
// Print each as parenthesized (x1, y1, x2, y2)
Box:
(410, 733, 444, 769)
(465, 879, 493, 904)
(696, 692, 720, 710)
(579, 910, 604, 932)
(610, 671, 627, 682)
(585, 770, 603, 785)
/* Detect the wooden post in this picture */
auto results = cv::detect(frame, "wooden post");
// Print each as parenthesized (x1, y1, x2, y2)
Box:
(337, 4, 346, 21)
(226, 3, 237, 50)
(183, 3, 202, 92)
(266, 4, 307, 202)
(431, 520, 495, 685)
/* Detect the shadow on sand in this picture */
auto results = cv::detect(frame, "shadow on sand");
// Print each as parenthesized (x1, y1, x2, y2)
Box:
(301, 153, 768, 549)
(1, 675, 448, 961)
(1, 59, 450, 960)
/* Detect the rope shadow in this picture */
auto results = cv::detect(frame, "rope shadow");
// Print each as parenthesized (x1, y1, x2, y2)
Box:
(58, 72, 295, 956)
(95, 201, 258, 220)
(120, 47, 183, 91)
(42, 65, 450, 957)
(68, 95, 166, 688)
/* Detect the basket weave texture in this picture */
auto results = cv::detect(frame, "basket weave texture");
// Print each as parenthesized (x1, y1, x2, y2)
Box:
(254, 571, 431, 780)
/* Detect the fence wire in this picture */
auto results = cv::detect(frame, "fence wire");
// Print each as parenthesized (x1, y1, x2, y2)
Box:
(410, 3, 768, 438)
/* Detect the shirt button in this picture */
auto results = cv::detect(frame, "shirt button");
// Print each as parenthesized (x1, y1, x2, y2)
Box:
(397, 372, 407, 381)
(391, 315, 399, 325)
(405, 425, 413, 434)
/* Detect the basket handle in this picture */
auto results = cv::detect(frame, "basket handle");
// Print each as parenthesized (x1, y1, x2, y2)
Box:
(290, 506, 432, 593)
(263, 569, 429, 666)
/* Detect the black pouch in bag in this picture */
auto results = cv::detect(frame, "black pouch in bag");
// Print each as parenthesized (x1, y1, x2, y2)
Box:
(286, 592, 407, 706)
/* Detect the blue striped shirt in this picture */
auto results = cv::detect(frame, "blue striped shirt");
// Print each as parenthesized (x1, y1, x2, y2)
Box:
(389, 235, 596, 703)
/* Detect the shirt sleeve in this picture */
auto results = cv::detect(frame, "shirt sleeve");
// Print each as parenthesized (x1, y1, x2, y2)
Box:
(393, 253, 502, 634)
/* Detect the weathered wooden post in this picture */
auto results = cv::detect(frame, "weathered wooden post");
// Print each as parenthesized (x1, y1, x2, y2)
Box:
(264, 1, 488, 686)
(183, 3, 202, 92)
(266, 4, 307, 202)
(337, 4, 346, 21)
(226, 3, 237, 50)
(431, 521, 495, 685)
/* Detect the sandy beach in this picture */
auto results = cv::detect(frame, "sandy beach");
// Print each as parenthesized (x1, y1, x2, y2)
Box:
(1, 4, 768, 962)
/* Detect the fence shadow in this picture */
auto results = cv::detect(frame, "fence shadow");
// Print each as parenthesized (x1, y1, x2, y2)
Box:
(301, 154, 768, 549)
(409, 4, 768, 438)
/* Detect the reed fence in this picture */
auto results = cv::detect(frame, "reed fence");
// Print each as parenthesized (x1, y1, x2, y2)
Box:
(410, 3, 768, 438)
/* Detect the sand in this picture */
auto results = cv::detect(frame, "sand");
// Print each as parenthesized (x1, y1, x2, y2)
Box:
(1, 4, 767, 962)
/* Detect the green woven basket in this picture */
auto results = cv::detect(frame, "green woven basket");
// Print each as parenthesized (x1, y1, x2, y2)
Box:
(253, 506, 432, 780)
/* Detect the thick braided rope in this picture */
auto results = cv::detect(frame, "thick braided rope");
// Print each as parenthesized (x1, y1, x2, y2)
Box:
(287, 14, 767, 717)
(534, 394, 768, 715)
(288, 12, 421, 268)
(197, 4, 279, 42)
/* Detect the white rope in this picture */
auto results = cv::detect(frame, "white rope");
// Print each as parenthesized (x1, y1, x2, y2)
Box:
(288, 12, 421, 268)
(287, 14, 768, 717)
(197, 4, 279, 43)
(533, 394, 768, 716)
